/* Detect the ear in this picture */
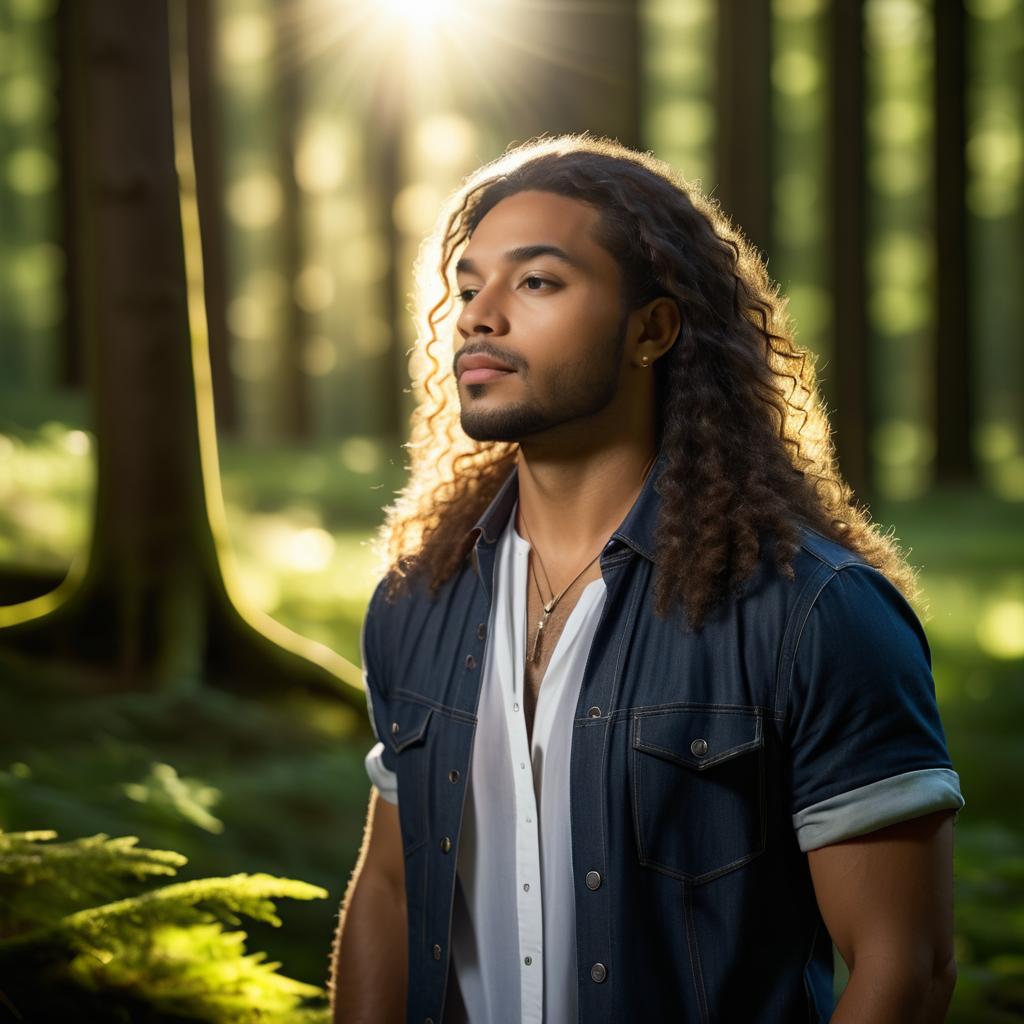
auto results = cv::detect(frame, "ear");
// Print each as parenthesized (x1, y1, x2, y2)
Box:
(632, 296, 681, 367)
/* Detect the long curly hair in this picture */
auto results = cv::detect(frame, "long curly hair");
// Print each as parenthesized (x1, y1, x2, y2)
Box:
(370, 133, 922, 632)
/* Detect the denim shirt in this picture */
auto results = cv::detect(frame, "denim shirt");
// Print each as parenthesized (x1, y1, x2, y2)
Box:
(360, 447, 965, 1024)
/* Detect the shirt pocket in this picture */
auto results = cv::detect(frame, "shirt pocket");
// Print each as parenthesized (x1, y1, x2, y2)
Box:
(386, 694, 435, 855)
(629, 706, 766, 884)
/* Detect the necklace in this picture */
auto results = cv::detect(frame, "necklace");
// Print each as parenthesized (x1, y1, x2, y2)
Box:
(519, 451, 658, 664)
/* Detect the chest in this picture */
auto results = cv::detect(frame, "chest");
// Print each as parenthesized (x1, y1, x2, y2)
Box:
(522, 559, 605, 731)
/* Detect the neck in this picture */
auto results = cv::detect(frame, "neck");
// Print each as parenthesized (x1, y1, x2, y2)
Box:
(514, 442, 658, 568)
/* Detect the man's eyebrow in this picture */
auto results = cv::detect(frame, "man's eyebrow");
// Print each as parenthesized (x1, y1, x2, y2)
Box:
(455, 244, 585, 275)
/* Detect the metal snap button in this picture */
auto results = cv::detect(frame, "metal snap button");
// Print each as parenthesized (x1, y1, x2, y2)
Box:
(524, 955, 533, 965)
(585, 870, 602, 890)
(587, 706, 601, 718)
(591, 962, 607, 983)
(391, 721, 399, 735)
(465, 654, 476, 669)
(523, 882, 530, 891)
(440, 836, 452, 853)
(448, 769, 460, 783)
(690, 737, 709, 757)
(432, 944, 441, 960)
(477, 622, 487, 639)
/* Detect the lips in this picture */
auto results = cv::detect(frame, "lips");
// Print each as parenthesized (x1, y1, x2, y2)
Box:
(457, 353, 516, 382)
(460, 367, 514, 385)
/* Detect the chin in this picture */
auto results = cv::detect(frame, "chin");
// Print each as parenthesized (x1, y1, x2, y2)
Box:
(461, 407, 558, 445)
(460, 421, 515, 444)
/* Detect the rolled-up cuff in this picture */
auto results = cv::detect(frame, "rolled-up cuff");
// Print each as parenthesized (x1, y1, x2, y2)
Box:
(364, 740, 399, 805)
(793, 767, 964, 852)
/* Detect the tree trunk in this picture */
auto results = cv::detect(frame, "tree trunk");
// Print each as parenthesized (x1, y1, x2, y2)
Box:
(274, 0, 311, 441)
(933, 0, 976, 485)
(826, 0, 872, 502)
(0, 0, 362, 710)
(715, 0, 774, 260)
(55, 0, 85, 391)
(366, 64, 407, 447)
(186, 0, 237, 436)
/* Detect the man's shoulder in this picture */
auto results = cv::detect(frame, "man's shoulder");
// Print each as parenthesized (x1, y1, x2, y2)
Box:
(364, 570, 412, 627)
(781, 525, 916, 640)
(364, 558, 473, 630)
(740, 523, 869, 611)
(738, 523, 890, 641)
(792, 523, 869, 574)
(787, 525, 928, 666)
(789, 525, 915, 621)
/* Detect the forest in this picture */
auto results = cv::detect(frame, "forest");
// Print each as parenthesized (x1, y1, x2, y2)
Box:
(0, 0, 1022, 1020)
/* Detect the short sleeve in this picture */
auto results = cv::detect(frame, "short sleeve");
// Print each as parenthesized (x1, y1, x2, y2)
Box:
(786, 563, 964, 852)
(361, 579, 399, 805)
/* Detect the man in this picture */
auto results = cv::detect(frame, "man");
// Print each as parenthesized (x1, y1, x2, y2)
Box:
(329, 135, 964, 1023)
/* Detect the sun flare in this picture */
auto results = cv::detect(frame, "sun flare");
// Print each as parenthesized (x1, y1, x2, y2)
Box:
(378, 0, 458, 30)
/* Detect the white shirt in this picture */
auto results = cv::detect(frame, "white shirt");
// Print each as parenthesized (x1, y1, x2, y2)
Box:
(364, 498, 607, 1023)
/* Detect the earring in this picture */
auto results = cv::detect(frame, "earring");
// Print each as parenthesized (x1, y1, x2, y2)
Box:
(640, 355, 650, 367)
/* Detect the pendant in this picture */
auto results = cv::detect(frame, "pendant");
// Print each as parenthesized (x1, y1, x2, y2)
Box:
(529, 607, 551, 662)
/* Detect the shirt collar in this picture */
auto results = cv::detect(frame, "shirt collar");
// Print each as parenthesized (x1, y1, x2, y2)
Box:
(467, 445, 669, 564)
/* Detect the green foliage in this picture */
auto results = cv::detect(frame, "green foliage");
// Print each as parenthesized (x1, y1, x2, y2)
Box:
(0, 680, 373, 991)
(0, 829, 330, 1023)
(0, 829, 186, 929)
(947, 821, 1024, 1022)
(123, 762, 225, 835)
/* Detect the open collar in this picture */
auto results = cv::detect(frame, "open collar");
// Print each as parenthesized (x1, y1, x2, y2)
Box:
(467, 445, 669, 566)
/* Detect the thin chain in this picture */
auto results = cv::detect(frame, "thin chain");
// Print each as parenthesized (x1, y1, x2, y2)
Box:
(519, 451, 658, 663)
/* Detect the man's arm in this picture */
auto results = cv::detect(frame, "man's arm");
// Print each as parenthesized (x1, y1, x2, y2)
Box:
(807, 809, 958, 1023)
(328, 786, 408, 1024)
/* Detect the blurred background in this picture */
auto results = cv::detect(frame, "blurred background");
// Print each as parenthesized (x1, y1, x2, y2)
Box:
(0, 0, 1021, 1020)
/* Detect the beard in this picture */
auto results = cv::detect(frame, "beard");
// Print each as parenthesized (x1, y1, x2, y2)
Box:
(458, 310, 630, 444)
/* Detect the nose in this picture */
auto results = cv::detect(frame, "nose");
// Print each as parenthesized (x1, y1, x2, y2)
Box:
(455, 282, 509, 340)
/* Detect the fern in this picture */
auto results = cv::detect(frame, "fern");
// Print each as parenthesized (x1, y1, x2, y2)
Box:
(0, 829, 330, 1023)
(0, 829, 187, 934)
(123, 762, 226, 835)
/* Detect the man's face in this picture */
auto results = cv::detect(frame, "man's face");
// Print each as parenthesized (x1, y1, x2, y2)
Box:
(452, 190, 629, 444)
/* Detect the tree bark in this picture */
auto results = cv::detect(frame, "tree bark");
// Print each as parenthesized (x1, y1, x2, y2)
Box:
(715, 0, 774, 260)
(826, 0, 872, 501)
(55, 0, 85, 391)
(186, 0, 237, 436)
(274, 0, 311, 441)
(933, 0, 975, 485)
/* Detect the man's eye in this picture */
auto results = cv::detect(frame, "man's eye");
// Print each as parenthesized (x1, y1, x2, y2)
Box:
(456, 277, 554, 304)
(523, 276, 554, 291)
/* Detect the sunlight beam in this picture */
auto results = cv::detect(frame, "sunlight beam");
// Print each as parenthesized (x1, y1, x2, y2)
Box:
(378, 0, 457, 30)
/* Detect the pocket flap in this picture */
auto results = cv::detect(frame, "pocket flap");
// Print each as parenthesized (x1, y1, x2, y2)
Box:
(632, 707, 762, 770)
(386, 697, 434, 754)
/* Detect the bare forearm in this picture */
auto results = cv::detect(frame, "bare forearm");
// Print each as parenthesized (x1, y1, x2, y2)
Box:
(831, 956, 956, 1024)
(329, 868, 408, 1024)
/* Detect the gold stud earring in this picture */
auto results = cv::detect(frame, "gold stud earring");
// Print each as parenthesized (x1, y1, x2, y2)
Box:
(640, 355, 650, 367)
